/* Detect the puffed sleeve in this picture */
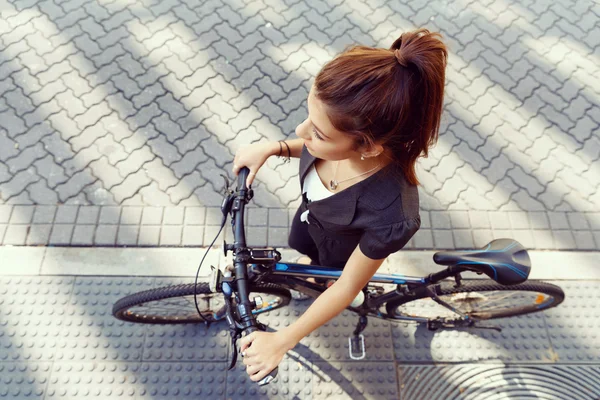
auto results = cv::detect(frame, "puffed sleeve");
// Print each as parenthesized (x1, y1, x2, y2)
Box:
(359, 216, 421, 260)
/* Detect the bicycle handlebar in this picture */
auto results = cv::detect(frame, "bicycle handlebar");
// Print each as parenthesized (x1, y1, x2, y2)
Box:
(232, 167, 279, 386)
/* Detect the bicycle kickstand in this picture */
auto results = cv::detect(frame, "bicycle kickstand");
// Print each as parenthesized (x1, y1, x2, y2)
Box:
(349, 315, 368, 360)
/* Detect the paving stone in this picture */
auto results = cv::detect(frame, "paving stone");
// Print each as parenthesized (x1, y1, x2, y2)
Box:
(54, 206, 79, 224)
(75, 206, 99, 224)
(527, 211, 550, 230)
(553, 230, 576, 250)
(71, 225, 95, 245)
(8, 205, 35, 224)
(433, 230, 454, 249)
(94, 225, 117, 245)
(508, 211, 530, 229)
(49, 224, 74, 245)
(488, 211, 512, 229)
(119, 206, 142, 225)
(182, 225, 204, 246)
(268, 208, 288, 227)
(548, 212, 570, 230)
(163, 207, 185, 225)
(268, 227, 289, 247)
(184, 207, 205, 225)
(452, 229, 475, 249)
(3, 225, 29, 245)
(573, 230, 596, 250)
(138, 226, 161, 246)
(567, 212, 590, 230)
(449, 211, 470, 229)
(117, 225, 140, 246)
(160, 225, 182, 245)
(141, 207, 164, 225)
(430, 211, 452, 229)
(98, 206, 121, 224)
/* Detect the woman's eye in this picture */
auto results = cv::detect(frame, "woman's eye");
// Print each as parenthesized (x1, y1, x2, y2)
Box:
(312, 127, 323, 140)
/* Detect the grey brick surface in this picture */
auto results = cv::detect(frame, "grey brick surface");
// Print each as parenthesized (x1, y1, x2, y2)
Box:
(160, 225, 182, 245)
(98, 207, 121, 225)
(94, 225, 117, 245)
(26, 224, 52, 245)
(0, 0, 598, 251)
(548, 212, 570, 230)
(163, 207, 185, 225)
(182, 226, 204, 246)
(453, 229, 475, 249)
(9, 205, 34, 224)
(184, 207, 205, 225)
(72, 225, 96, 245)
(4, 225, 29, 245)
(76, 206, 100, 224)
(117, 225, 140, 246)
(49, 225, 74, 245)
(141, 207, 164, 225)
(268, 208, 288, 228)
(54, 206, 78, 224)
(138, 226, 161, 246)
(430, 211, 452, 229)
(433, 230, 454, 249)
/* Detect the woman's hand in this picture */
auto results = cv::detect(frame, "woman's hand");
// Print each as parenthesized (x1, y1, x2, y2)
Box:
(239, 330, 293, 383)
(232, 142, 278, 188)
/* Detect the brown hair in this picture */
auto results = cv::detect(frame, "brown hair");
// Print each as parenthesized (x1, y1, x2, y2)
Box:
(314, 28, 448, 185)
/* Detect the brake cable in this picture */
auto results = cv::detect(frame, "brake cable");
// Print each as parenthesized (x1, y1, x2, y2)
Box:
(193, 174, 233, 325)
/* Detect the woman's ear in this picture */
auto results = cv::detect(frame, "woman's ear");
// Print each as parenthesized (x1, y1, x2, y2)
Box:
(359, 143, 385, 158)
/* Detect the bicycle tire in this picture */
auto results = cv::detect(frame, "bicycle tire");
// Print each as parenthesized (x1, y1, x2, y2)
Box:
(113, 281, 291, 324)
(385, 280, 564, 320)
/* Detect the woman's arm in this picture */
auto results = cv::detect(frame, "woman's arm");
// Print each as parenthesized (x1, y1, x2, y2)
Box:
(277, 244, 386, 349)
(238, 241, 386, 382)
(264, 138, 305, 159)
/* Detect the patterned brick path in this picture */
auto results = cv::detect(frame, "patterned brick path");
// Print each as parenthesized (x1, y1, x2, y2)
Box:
(0, 0, 599, 249)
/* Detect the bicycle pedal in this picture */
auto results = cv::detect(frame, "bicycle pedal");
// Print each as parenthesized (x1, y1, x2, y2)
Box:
(348, 334, 366, 360)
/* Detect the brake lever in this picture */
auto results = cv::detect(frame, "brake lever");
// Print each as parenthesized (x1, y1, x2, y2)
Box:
(220, 173, 232, 195)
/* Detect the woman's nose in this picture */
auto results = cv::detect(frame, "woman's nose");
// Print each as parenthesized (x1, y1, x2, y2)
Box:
(295, 118, 309, 139)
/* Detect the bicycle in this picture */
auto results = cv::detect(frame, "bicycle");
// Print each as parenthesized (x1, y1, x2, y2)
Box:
(112, 167, 565, 386)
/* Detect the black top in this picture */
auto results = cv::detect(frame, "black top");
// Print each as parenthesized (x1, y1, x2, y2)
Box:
(298, 145, 421, 266)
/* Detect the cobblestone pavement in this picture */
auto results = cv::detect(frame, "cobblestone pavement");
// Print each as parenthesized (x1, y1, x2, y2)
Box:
(0, 0, 599, 249)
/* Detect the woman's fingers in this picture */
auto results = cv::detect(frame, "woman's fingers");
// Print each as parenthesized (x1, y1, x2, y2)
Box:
(246, 171, 255, 188)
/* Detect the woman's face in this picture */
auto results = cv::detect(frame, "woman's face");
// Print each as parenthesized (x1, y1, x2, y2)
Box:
(295, 86, 359, 161)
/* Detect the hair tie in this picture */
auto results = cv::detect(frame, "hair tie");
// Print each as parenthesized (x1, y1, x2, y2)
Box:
(394, 48, 408, 67)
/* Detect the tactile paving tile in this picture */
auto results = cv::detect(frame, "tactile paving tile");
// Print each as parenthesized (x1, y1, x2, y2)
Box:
(391, 311, 554, 363)
(45, 362, 143, 399)
(0, 276, 74, 361)
(543, 281, 600, 363)
(143, 324, 230, 362)
(312, 362, 398, 399)
(225, 358, 313, 399)
(55, 277, 158, 362)
(398, 365, 600, 400)
(256, 301, 395, 362)
(139, 362, 228, 399)
(0, 362, 51, 399)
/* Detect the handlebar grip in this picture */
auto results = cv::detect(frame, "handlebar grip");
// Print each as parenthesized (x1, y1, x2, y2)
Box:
(238, 167, 250, 190)
(245, 326, 279, 385)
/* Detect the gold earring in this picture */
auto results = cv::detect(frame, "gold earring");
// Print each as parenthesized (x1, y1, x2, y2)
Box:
(360, 154, 365, 160)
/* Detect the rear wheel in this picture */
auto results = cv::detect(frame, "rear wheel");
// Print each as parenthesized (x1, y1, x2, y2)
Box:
(386, 280, 564, 320)
(113, 282, 291, 324)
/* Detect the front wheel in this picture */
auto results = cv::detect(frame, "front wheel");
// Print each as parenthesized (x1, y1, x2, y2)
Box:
(386, 280, 564, 321)
(113, 282, 291, 324)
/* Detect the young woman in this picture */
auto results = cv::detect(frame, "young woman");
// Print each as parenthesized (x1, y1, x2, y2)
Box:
(231, 28, 448, 382)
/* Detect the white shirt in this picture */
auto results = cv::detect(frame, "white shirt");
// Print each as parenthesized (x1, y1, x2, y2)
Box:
(301, 164, 333, 223)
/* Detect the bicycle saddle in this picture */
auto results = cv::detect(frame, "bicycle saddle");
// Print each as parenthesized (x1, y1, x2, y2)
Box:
(433, 239, 531, 285)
